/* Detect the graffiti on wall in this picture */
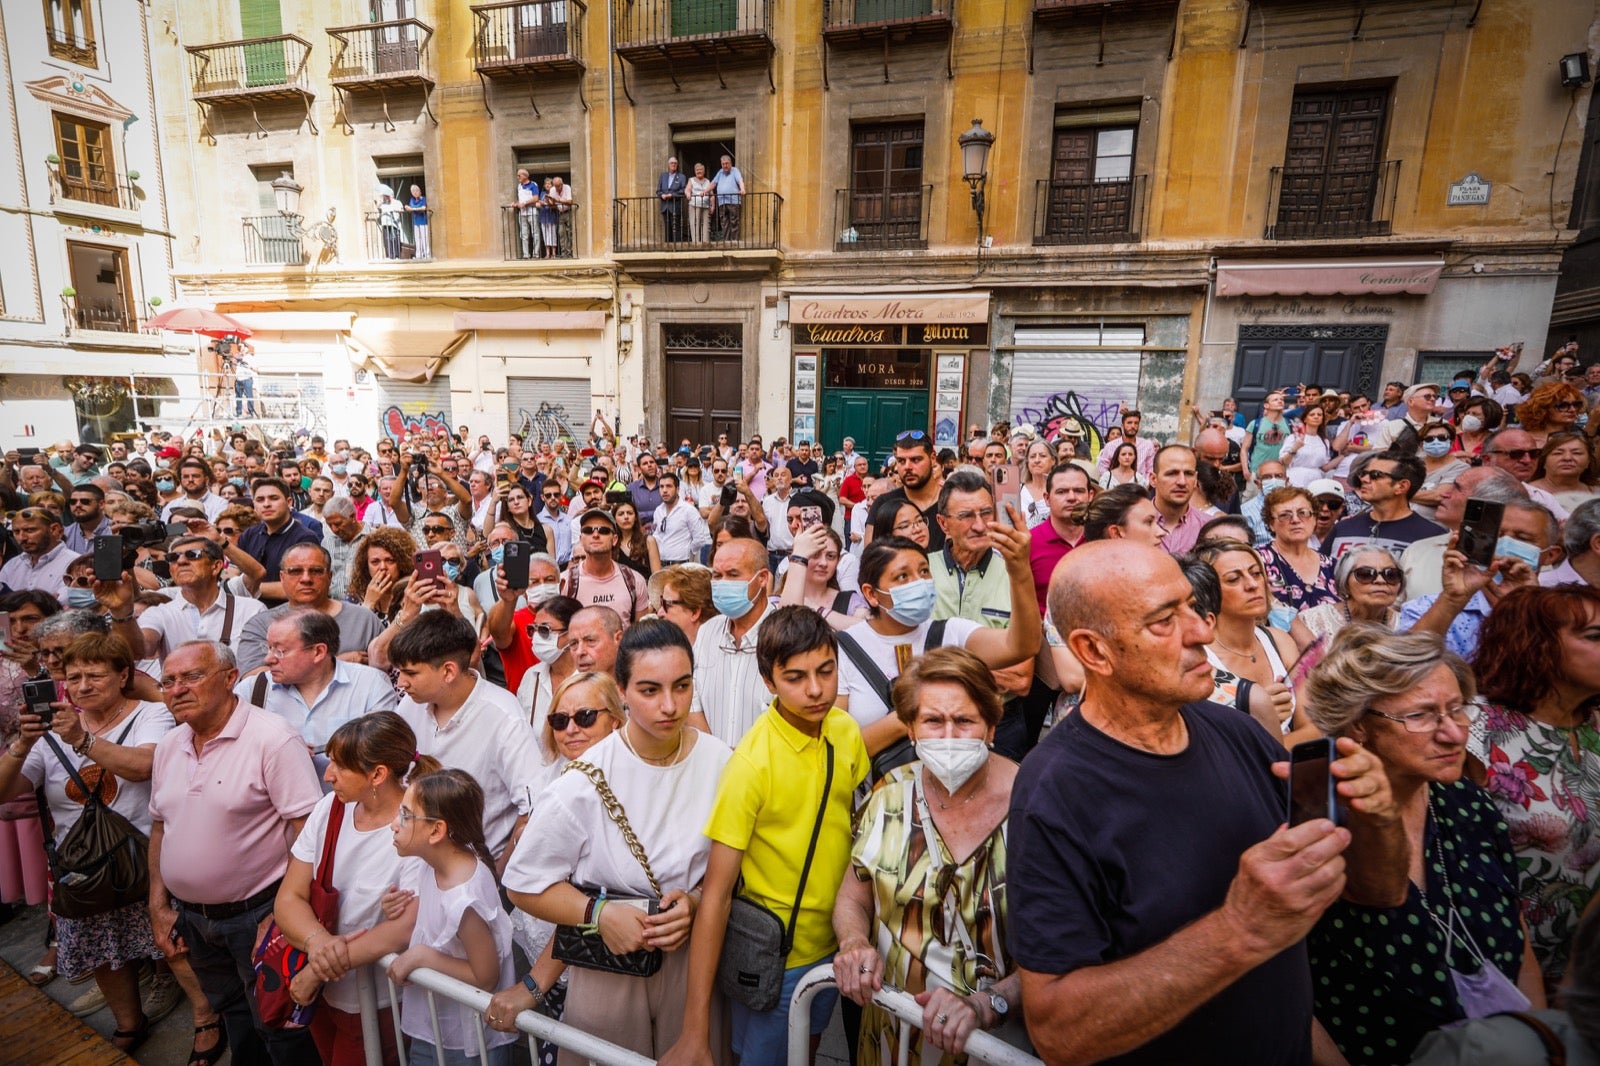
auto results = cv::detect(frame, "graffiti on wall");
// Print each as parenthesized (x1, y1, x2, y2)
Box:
(382, 406, 451, 443)
(1012, 389, 1126, 461)
(513, 402, 579, 444)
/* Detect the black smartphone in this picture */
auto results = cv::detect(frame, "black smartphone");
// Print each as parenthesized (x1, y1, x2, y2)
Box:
(502, 541, 530, 589)
(164, 521, 189, 537)
(146, 558, 171, 581)
(93, 534, 124, 582)
(720, 484, 737, 508)
(1458, 498, 1505, 569)
(21, 678, 56, 724)
(1288, 738, 1339, 827)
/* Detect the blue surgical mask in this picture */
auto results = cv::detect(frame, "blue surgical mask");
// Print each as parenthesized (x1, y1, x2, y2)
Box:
(1494, 536, 1542, 573)
(711, 575, 761, 618)
(443, 561, 462, 581)
(66, 587, 98, 609)
(503, 459, 520, 471)
(1422, 439, 1451, 458)
(229, 477, 247, 488)
(155, 478, 175, 492)
(489, 545, 506, 565)
(331, 464, 348, 476)
(1259, 477, 1286, 494)
(881, 578, 936, 626)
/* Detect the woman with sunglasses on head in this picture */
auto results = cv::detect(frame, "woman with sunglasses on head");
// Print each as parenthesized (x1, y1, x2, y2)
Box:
(487, 673, 625, 1062)
(1290, 546, 1405, 652)
(1519, 382, 1589, 448)
(1470, 585, 1600, 994)
(1411, 422, 1473, 522)
(1530, 430, 1600, 514)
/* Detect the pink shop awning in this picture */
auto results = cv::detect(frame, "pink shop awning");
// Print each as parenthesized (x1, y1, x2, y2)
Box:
(1215, 258, 1444, 297)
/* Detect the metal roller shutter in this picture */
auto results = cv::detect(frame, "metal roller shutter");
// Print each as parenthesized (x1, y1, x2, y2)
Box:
(1009, 326, 1143, 458)
(376, 376, 453, 442)
(507, 377, 591, 444)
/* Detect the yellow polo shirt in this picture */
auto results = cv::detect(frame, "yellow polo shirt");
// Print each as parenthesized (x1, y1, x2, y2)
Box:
(704, 703, 869, 968)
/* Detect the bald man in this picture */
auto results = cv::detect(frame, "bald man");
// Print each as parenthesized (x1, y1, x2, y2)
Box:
(690, 537, 772, 745)
(1008, 542, 1404, 1065)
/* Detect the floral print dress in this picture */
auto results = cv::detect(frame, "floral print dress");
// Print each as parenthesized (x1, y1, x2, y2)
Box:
(1259, 544, 1340, 610)
(1469, 702, 1600, 985)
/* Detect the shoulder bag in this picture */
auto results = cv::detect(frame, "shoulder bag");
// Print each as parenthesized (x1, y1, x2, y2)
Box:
(41, 715, 147, 920)
(253, 796, 345, 1028)
(552, 760, 664, 977)
(838, 622, 944, 784)
(716, 739, 834, 1012)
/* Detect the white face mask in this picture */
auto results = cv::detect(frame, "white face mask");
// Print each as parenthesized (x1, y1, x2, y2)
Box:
(526, 581, 560, 605)
(916, 738, 990, 794)
(532, 635, 567, 663)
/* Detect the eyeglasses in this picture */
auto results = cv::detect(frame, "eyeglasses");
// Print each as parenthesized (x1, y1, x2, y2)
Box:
(423, 525, 454, 535)
(1490, 448, 1540, 461)
(63, 575, 96, 588)
(892, 516, 928, 534)
(157, 668, 220, 691)
(895, 430, 930, 443)
(217, 527, 239, 537)
(1353, 469, 1397, 483)
(526, 623, 567, 641)
(280, 566, 329, 577)
(581, 525, 614, 536)
(945, 508, 996, 524)
(172, 548, 216, 562)
(1422, 435, 1452, 444)
(394, 807, 439, 826)
(265, 645, 305, 659)
(1365, 705, 1473, 733)
(1351, 566, 1403, 585)
(37, 647, 66, 660)
(69, 498, 97, 506)
(549, 707, 605, 731)
(1272, 510, 1313, 522)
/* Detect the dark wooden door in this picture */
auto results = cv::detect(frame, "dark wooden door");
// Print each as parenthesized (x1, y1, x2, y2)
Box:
(849, 122, 924, 246)
(1231, 326, 1389, 417)
(1278, 87, 1388, 233)
(666, 351, 742, 445)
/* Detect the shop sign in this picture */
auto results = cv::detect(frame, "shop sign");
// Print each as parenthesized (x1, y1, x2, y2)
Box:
(1215, 259, 1443, 297)
(1448, 173, 1492, 206)
(792, 295, 990, 325)
(824, 350, 930, 390)
(797, 322, 988, 346)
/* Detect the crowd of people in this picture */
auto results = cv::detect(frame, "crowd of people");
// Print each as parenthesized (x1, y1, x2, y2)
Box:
(2, 339, 1600, 1066)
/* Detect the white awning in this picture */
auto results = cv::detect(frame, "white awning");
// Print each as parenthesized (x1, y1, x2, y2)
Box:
(1215, 258, 1444, 297)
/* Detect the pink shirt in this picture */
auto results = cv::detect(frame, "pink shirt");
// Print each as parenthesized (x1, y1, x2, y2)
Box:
(149, 700, 322, 904)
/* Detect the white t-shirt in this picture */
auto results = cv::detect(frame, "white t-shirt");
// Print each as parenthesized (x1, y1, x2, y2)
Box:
(22, 701, 174, 838)
(290, 793, 425, 1012)
(1019, 484, 1050, 529)
(503, 729, 732, 901)
(836, 617, 982, 729)
(399, 861, 516, 1051)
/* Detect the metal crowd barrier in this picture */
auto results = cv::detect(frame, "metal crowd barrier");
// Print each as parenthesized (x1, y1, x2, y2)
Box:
(786, 964, 1044, 1066)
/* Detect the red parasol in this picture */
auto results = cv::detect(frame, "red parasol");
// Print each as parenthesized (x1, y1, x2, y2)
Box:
(145, 306, 254, 339)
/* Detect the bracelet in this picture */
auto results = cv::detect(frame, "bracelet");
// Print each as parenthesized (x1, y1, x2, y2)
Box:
(109, 613, 134, 623)
(73, 733, 94, 758)
(6, 743, 26, 759)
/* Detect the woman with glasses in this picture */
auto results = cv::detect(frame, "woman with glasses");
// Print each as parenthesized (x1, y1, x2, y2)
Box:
(1290, 546, 1404, 652)
(866, 496, 930, 550)
(346, 527, 419, 625)
(1519, 382, 1589, 448)
(1470, 585, 1600, 993)
(1530, 430, 1600, 514)
(833, 648, 1025, 1065)
(1258, 486, 1339, 610)
(1301, 625, 1542, 1064)
(489, 673, 624, 1064)
(1410, 421, 1473, 522)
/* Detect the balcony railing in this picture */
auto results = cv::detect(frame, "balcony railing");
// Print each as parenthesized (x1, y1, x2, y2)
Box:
(1266, 159, 1401, 241)
(187, 34, 315, 102)
(46, 27, 97, 65)
(327, 19, 434, 86)
(73, 302, 135, 333)
(1033, 0, 1174, 17)
(502, 202, 581, 261)
(1032, 175, 1145, 245)
(241, 214, 306, 266)
(57, 175, 135, 212)
(822, 0, 952, 38)
(473, 0, 585, 75)
(615, 0, 773, 62)
(613, 191, 782, 253)
(834, 185, 932, 251)
(365, 209, 435, 261)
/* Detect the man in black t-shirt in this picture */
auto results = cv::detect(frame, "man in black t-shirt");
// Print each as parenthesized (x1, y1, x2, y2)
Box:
(1008, 542, 1406, 1065)
(784, 439, 820, 488)
(875, 430, 945, 551)
(1323, 451, 1444, 560)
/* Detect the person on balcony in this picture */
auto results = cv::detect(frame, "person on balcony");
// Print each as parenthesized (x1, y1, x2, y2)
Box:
(547, 175, 573, 258)
(658, 157, 686, 243)
(509, 168, 541, 260)
(712, 156, 745, 242)
(406, 184, 430, 260)
(376, 188, 403, 260)
(687, 163, 714, 243)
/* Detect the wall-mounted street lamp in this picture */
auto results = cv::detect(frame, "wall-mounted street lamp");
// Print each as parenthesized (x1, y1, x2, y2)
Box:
(958, 118, 996, 243)
(271, 172, 310, 239)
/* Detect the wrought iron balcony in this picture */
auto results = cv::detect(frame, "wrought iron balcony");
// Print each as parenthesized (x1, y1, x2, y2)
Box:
(473, 0, 585, 76)
(365, 209, 435, 261)
(1266, 159, 1401, 241)
(613, 191, 781, 253)
(1033, 0, 1176, 19)
(614, 0, 773, 64)
(73, 302, 136, 333)
(833, 185, 932, 252)
(187, 34, 315, 103)
(822, 0, 952, 42)
(241, 214, 306, 266)
(1033, 175, 1145, 245)
(502, 201, 581, 261)
(327, 19, 434, 87)
(46, 27, 97, 66)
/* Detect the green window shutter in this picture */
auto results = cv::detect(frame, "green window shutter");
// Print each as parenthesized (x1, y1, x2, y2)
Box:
(238, 0, 285, 86)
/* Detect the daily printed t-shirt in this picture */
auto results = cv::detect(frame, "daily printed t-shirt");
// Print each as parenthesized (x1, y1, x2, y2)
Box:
(1006, 700, 1309, 1066)
(291, 793, 425, 1012)
(24, 701, 174, 838)
(1322, 511, 1445, 562)
(703, 705, 870, 967)
(836, 617, 981, 729)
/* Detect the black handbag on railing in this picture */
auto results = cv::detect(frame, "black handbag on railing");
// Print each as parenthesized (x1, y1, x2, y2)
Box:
(551, 760, 664, 978)
(716, 739, 835, 1012)
(40, 718, 149, 921)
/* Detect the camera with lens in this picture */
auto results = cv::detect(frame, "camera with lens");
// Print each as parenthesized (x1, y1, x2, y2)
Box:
(120, 520, 171, 549)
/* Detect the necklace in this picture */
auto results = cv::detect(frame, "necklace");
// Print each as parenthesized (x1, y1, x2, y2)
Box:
(1212, 634, 1259, 663)
(933, 764, 988, 810)
(621, 722, 685, 767)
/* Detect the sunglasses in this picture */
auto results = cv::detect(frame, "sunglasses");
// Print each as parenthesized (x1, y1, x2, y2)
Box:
(1490, 448, 1540, 461)
(423, 525, 454, 534)
(1354, 469, 1397, 482)
(1351, 566, 1403, 585)
(172, 548, 217, 562)
(548, 707, 605, 731)
(895, 430, 930, 443)
(1554, 401, 1586, 411)
(580, 525, 614, 536)
(63, 575, 96, 588)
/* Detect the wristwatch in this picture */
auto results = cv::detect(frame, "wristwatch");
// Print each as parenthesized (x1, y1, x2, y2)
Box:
(987, 990, 1009, 1022)
(521, 973, 544, 1002)
(789, 554, 809, 566)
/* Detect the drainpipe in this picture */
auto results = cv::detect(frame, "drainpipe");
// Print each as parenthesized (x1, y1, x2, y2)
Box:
(607, 0, 623, 432)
